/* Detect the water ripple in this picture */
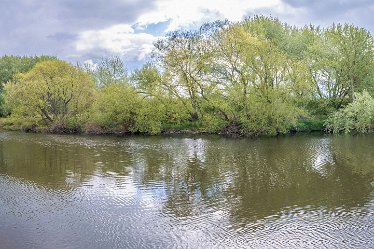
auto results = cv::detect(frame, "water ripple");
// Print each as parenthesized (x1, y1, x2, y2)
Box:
(0, 132, 373, 248)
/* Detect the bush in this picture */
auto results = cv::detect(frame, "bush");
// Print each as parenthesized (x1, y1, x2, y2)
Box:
(90, 83, 165, 134)
(135, 99, 165, 134)
(90, 83, 141, 131)
(326, 91, 374, 133)
(237, 90, 304, 136)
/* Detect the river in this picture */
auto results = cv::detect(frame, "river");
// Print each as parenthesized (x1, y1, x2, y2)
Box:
(0, 132, 373, 248)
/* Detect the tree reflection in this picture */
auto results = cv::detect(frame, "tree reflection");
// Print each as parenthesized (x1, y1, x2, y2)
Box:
(0, 134, 98, 188)
(224, 136, 373, 224)
(0, 133, 135, 189)
(131, 135, 374, 224)
(0, 133, 373, 225)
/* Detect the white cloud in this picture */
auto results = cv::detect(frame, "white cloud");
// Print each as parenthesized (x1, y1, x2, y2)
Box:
(73, 0, 292, 62)
(73, 0, 372, 66)
(82, 59, 98, 70)
(136, 0, 284, 31)
(2, 0, 373, 67)
(75, 24, 159, 60)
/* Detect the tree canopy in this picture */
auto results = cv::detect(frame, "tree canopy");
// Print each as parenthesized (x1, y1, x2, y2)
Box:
(1, 17, 374, 135)
(5, 60, 95, 128)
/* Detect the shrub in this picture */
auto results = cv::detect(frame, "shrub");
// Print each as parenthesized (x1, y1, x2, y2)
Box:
(326, 91, 374, 133)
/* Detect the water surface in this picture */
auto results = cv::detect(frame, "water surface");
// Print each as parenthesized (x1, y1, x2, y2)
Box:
(0, 132, 373, 248)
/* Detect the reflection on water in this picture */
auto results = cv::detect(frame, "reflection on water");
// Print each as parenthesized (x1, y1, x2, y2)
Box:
(0, 132, 373, 248)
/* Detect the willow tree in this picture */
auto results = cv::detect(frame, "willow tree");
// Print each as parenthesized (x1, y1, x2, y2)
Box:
(306, 24, 374, 105)
(131, 63, 164, 97)
(0, 55, 56, 116)
(328, 24, 374, 101)
(209, 21, 309, 135)
(5, 60, 96, 127)
(153, 22, 226, 121)
(93, 56, 128, 87)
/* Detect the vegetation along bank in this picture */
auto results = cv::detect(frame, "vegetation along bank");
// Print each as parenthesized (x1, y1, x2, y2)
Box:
(0, 16, 373, 136)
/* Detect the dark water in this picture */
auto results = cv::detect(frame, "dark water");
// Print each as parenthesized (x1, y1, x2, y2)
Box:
(0, 132, 373, 249)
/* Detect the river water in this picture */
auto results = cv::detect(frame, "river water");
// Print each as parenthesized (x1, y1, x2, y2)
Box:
(0, 132, 373, 248)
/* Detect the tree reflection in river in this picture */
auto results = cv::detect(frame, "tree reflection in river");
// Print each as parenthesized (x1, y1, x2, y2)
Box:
(0, 134, 97, 188)
(0, 132, 373, 228)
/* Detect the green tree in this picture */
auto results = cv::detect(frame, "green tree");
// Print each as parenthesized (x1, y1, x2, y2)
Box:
(131, 63, 163, 97)
(327, 24, 374, 101)
(154, 23, 224, 121)
(5, 60, 95, 128)
(0, 55, 56, 116)
(306, 24, 374, 104)
(85, 56, 128, 87)
(211, 22, 307, 134)
(131, 63, 191, 127)
(90, 83, 141, 130)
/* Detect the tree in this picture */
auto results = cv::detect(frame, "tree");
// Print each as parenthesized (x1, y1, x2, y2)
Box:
(131, 63, 193, 127)
(306, 24, 374, 104)
(131, 63, 163, 97)
(154, 22, 225, 121)
(85, 56, 128, 87)
(0, 55, 56, 116)
(90, 83, 141, 130)
(210, 21, 308, 134)
(327, 24, 374, 101)
(5, 60, 95, 127)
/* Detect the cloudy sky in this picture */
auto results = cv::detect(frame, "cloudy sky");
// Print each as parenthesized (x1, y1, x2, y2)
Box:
(1, 0, 373, 70)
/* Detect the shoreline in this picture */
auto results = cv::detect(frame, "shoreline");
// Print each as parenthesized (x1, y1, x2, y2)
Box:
(0, 125, 326, 138)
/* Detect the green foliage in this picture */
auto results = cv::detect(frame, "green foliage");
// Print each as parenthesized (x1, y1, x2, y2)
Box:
(131, 64, 194, 129)
(4, 60, 95, 128)
(161, 97, 191, 126)
(238, 90, 305, 136)
(326, 91, 374, 134)
(90, 83, 165, 134)
(2, 17, 374, 137)
(0, 95, 5, 117)
(135, 99, 165, 134)
(0, 55, 56, 116)
(326, 24, 374, 99)
(90, 83, 140, 129)
(0, 55, 56, 86)
(306, 24, 374, 103)
(85, 56, 128, 87)
(131, 63, 163, 97)
(149, 17, 374, 136)
(199, 112, 228, 133)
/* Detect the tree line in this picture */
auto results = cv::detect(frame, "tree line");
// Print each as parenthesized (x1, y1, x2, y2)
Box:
(1, 16, 373, 136)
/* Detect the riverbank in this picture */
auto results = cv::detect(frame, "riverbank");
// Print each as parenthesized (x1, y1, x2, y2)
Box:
(0, 118, 325, 138)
